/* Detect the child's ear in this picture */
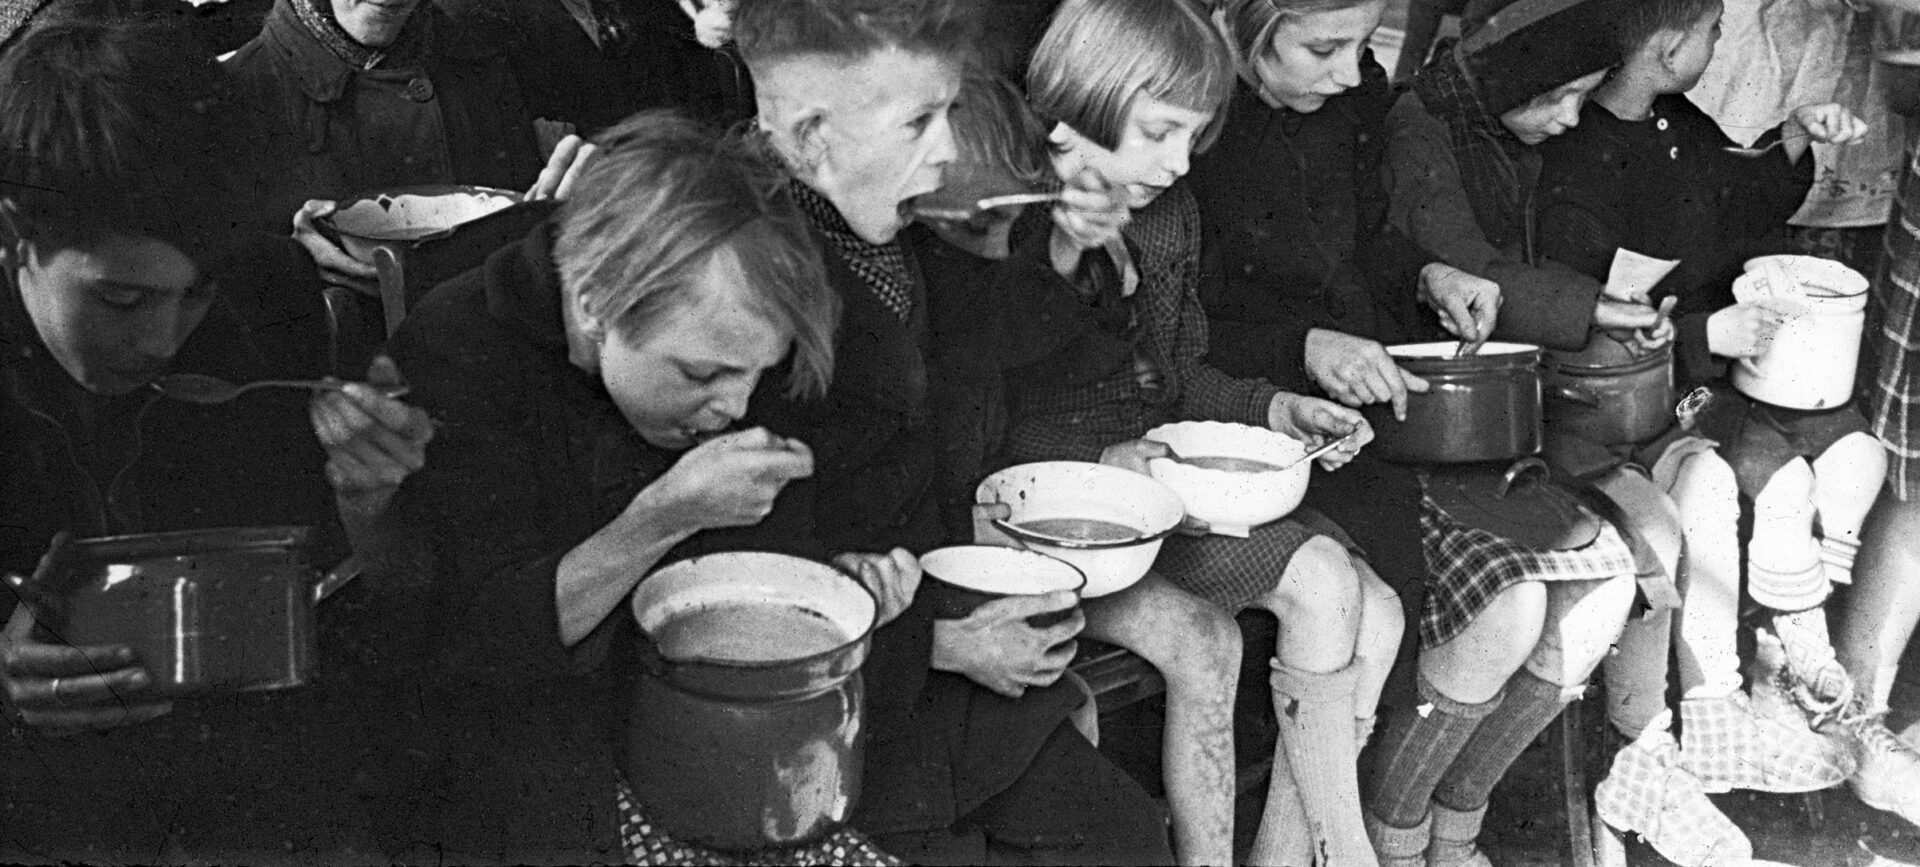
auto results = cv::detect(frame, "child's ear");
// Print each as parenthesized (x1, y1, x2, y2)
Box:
(1654, 28, 1691, 77)
(1047, 122, 1086, 178)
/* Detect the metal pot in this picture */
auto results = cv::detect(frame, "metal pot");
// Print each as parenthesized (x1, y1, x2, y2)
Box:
(5, 526, 342, 696)
(623, 552, 877, 851)
(1543, 342, 1675, 446)
(1361, 342, 1544, 464)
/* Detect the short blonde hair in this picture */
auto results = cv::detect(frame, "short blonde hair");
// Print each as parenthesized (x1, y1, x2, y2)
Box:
(1213, 0, 1377, 79)
(1026, 0, 1234, 153)
(554, 111, 839, 399)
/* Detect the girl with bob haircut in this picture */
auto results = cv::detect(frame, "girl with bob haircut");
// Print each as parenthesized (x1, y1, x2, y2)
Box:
(1014, 0, 1401, 864)
(388, 110, 917, 862)
(1194, 1, 1640, 864)
(731, 0, 1177, 863)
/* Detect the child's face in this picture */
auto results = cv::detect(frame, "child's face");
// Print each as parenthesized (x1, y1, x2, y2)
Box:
(1249, 0, 1386, 114)
(1666, 1, 1724, 92)
(1056, 95, 1214, 210)
(1498, 69, 1610, 145)
(13, 234, 212, 396)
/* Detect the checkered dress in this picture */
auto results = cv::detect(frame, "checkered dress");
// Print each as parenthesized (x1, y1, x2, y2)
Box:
(616, 777, 900, 866)
(1418, 487, 1639, 648)
(1870, 144, 1920, 499)
(1002, 182, 1282, 464)
(999, 183, 1347, 607)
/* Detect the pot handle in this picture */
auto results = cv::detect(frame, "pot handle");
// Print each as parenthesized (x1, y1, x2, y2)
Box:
(311, 554, 364, 605)
(1497, 457, 1552, 500)
(1546, 381, 1601, 408)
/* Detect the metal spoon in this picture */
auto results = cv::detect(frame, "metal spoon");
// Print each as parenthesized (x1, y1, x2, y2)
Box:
(151, 373, 410, 405)
(1721, 135, 1804, 158)
(909, 191, 1063, 223)
(1283, 431, 1360, 468)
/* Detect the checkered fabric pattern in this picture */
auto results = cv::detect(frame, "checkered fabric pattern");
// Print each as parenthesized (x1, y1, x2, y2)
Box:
(1871, 147, 1920, 500)
(1418, 490, 1638, 649)
(1155, 507, 1359, 610)
(615, 777, 901, 866)
(1002, 182, 1281, 464)
(1678, 693, 1854, 794)
(1594, 712, 1754, 866)
(792, 182, 915, 323)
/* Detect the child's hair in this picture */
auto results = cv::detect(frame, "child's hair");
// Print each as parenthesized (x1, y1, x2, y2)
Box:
(1613, 0, 1718, 55)
(553, 111, 839, 399)
(0, 19, 241, 262)
(950, 73, 1052, 189)
(1212, 0, 1377, 80)
(733, 0, 979, 66)
(1026, 0, 1234, 153)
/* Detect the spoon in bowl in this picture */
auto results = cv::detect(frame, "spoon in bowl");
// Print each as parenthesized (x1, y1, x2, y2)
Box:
(151, 372, 410, 405)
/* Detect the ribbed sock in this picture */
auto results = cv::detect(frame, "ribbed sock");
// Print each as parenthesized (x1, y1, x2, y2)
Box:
(1366, 674, 1503, 828)
(1433, 668, 1573, 812)
(1269, 660, 1374, 866)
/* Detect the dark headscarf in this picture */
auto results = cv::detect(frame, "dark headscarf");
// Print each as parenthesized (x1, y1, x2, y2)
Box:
(1410, 0, 1626, 252)
(1459, 0, 1623, 117)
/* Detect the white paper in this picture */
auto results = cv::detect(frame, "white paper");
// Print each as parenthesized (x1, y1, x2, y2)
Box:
(1604, 248, 1681, 302)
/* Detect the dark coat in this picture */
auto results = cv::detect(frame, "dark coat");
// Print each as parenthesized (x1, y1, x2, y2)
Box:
(1537, 94, 1815, 386)
(224, 0, 546, 233)
(1189, 57, 1439, 394)
(1186, 59, 1436, 704)
(0, 236, 385, 863)
(1384, 85, 1604, 352)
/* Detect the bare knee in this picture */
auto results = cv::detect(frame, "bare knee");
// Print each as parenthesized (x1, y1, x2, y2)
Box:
(1464, 581, 1550, 662)
(1670, 450, 1739, 525)
(1123, 590, 1242, 687)
(1354, 557, 1407, 647)
(1263, 535, 1364, 627)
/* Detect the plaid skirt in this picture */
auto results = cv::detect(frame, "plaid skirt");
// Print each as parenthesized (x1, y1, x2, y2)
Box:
(616, 777, 900, 866)
(1418, 492, 1639, 649)
(1871, 146, 1920, 499)
(1154, 507, 1361, 611)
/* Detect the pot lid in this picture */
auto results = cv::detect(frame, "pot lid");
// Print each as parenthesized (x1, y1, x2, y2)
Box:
(1424, 459, 1600, 550)
(1387, 341, 1541, 359)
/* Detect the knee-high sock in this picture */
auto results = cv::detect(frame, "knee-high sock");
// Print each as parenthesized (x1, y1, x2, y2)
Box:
(1366, 675, 1503, 828)
(1433, 669, 1573, 812)
(1270, 660, 1377, 866)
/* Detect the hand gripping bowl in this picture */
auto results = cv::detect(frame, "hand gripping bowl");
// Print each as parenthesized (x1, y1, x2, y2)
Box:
(975, 461, 1187, 597)
(1144, 421, 1310, 537)
(320, 185, 524, 262)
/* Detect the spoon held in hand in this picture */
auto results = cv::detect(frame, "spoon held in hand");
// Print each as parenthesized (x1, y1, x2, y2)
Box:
(151, 373, 410, 405)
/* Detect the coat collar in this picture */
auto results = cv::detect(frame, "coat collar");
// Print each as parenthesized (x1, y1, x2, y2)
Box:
(260, 0, 484, 104)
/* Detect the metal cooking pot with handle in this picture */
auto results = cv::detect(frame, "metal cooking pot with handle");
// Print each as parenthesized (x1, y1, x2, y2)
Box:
(1361, 342, 1546, 464)
(4, 526, 352, 696)
(1543, 340, 1675, 447)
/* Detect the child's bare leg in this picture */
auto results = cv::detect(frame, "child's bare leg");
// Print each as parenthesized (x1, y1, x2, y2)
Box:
(1592, 467, 1685, 735)
(1841, 493, 1920, 714)
(1082, 573, 1241, 867)
(1251, 536, 1375, 866)
(1665, 451, 1744, 698)
(1350, 556, 1406, 747)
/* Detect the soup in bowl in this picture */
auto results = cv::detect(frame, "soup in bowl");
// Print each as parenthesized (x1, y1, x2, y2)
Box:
(1144, 421, 1309, 536)
(975, 461, 1186, 597)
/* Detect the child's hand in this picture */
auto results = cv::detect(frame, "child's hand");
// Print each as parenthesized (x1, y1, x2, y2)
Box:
(1047, 168, 1129, 278)
(1267, 393, 1371, 470)
(1418, 263, 1501, 348)
(1790, 103, 1869, 147)
(1707, 298, 1796, 358)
